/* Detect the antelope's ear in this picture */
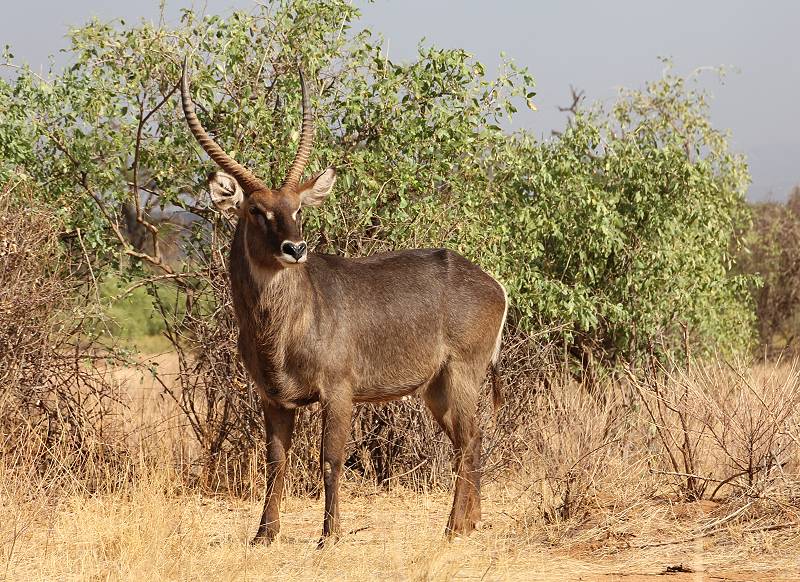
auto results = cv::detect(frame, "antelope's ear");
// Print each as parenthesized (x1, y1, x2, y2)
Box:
(208, 171, 244, 215)
(298, 168, 336, 208)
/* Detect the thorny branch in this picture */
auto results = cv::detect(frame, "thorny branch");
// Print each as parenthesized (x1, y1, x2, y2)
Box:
(131, 80, 181, 271)
(42, 127, 174, 273)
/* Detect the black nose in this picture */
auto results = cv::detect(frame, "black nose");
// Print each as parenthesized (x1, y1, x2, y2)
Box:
(281, 241, 307, 261)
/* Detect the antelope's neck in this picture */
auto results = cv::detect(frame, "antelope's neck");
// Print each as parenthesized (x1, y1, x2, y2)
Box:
(249, 263, 309, 319)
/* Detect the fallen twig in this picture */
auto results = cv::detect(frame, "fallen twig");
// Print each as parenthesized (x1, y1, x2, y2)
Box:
(635, 501, 754, 548)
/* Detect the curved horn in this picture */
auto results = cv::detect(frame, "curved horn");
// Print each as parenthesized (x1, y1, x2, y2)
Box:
(180, 57, 267, 194)
(282, 67, 314, 189)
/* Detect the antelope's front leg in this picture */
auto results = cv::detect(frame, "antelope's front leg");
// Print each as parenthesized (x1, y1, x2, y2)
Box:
(253, 403, 296, 544)
(319, 394, 353, 545)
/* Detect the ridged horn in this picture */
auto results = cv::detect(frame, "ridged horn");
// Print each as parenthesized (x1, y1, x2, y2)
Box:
(282, 67, 314, 189)
(180, 57, 267, 194)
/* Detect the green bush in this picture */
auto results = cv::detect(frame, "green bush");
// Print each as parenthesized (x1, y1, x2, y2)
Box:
(0, 1, 753, 374)
(491, 72, 754, 373)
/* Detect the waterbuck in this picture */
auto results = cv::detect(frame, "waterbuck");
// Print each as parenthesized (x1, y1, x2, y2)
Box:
(180, 59, 508, 544)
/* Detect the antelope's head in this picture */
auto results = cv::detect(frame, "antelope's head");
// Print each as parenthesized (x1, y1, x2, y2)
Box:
(181, 58, 336, 268)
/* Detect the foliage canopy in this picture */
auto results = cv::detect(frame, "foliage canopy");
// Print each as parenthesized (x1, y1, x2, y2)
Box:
(0, 0, 753, 375)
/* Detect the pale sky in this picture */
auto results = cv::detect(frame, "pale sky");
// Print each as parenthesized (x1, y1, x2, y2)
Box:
(2, 0, 797, 200)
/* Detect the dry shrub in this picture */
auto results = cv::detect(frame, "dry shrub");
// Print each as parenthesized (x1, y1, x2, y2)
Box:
(151, 218, 262, 493)
(681, 361, 800, 501)
(154, 288, 564, 498)
(527, 382, 636, 524)
(0, 180, 124, 482)
(629, 363, 711, 500)
(494, 373, 655, 544)
(629, 360, 800, 504)
(502, 358, 800, 547)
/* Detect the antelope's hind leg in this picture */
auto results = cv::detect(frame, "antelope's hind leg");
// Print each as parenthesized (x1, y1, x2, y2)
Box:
(422, 362, 482, 536)
(253, 403, 296, 544)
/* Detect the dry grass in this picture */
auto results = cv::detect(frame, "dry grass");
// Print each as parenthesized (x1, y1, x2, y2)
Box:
(3, 354, 800, 580)
(2, 466, 799, 581)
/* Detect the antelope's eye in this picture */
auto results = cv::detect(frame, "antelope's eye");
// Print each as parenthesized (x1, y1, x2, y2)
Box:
(249, 206, 260, 216)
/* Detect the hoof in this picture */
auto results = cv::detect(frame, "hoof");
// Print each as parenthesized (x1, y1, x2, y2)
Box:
(445, 521, 477, 539)
(316, 534, 340, 549)
(250, 531, 277, 546)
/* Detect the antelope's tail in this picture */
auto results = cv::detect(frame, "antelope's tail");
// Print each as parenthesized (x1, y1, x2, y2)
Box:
(490, 281, 508, 413)
(490, 356, 504, 412)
